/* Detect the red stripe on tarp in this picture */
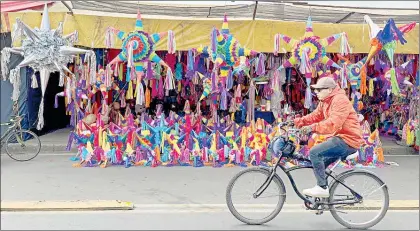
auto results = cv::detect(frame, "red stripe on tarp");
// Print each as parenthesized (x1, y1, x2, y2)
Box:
(0, 1, 55, 13)
(3, 13, 10, 32)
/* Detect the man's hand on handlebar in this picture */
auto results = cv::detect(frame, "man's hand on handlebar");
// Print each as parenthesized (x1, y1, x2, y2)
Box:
(278, 121, 295, 128)
(300, 126, 312, 135)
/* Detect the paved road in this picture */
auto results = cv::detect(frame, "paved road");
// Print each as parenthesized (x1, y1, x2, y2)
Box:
(1, 155, 418, 204)
(1, 209, 418, 230)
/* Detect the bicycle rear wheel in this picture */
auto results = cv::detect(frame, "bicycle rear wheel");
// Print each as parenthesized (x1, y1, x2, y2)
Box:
(5, 130, 41, 161)
(328, 170, 389, 229)
(226, 167, 286, 225)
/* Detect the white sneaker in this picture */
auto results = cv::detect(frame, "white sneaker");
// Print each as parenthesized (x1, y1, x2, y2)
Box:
(302, 185, 329, 198)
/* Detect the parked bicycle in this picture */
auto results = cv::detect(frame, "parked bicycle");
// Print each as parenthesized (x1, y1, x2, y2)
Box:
(0, 115, 41, 161)
(226, 120, 389, 229)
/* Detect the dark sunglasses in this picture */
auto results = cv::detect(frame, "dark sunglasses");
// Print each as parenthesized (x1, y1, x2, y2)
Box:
(314, 88, 328, 93)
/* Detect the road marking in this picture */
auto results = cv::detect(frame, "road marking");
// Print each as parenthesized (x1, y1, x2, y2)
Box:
(384, 155, 418, 157)
(1, 200, 417, 212)
(2, 209, 418, 215)
(1, 200, 134, 212)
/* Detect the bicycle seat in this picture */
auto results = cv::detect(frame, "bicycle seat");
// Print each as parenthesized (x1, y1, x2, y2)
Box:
(345, 151, 359, 161)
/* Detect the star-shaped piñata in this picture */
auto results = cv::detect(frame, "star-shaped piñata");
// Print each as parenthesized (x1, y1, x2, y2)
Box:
(106, 10, 174, 81)
(336, 54, 368, 92)
(195, 14, 258, 85)
(274, 16, 348, 109)
(364, 15, 416, 95)
(0, 3, 95, 130)
(364, 15, 416, 66)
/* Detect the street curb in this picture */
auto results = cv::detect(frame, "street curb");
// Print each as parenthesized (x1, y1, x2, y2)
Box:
(1, 145, 76, 154)
(1, 200, 134, 212)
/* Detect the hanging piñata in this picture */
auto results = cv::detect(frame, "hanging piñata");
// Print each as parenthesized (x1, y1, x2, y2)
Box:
(274, 16, 350, 109)
(105, 9, 176, 106)
(194, 14, 259, 86)
(0, 3, 96, 130)
(364, 15, 416, 96)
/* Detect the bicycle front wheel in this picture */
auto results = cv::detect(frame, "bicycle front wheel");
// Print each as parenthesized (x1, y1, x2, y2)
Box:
(226, 167, 286, 225)
(5, 130, 41, 161)
(329, 170, 389, 229)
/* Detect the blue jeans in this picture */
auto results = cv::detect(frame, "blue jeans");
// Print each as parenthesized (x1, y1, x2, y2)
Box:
(309, 137, 357, 187)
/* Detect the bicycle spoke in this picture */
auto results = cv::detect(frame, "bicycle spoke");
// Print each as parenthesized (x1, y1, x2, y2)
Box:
(6, 130, 40, 161)
(227, 168, 285, 224)
(329, 171, 388, 229)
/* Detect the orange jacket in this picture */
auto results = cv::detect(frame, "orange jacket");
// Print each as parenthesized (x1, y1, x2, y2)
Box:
(294, 86, 365, 149)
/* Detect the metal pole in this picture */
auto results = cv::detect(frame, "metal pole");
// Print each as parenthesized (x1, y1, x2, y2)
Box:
(61, 1, 74, 15)
(253, 1, 258, 20)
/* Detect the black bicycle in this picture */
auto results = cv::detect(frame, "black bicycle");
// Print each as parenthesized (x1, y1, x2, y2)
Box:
(226, 121, 389, 229)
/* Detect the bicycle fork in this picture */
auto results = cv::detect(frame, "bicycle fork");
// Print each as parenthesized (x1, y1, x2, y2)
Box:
(253, 167, 278, 199)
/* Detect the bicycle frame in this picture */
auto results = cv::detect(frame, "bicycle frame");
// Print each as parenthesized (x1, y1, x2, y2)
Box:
(253, 155, 364, 208)
(0, 122, 17, 146)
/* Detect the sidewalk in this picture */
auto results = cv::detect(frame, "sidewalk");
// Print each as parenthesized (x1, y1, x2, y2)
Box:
(380, 135, 418, 155)
(36, 128, 77, 153)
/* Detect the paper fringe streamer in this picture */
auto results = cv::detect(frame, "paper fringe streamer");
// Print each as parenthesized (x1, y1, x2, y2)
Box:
(104, 27, 115, 48)
(274, 34, 281, 55)
(299, 48, 312, 77)
(226, 69, 233, 90)
(368, 78, 374, 97)
(9, 68, 20, 101)
(175, 62, 183, 81)
(1, 47, 11, 80)
(31, 73, 38, 88)
(340, 32, 352, 55)
(37, 98, 45, 130)
(304, 78, 312, 109)
(167, 30, 176, 54)
(388, 68, 400, 95)
(340, 63, 348, 89)
(256, 53, 266, 76)
(59, 73, 64, 87)
(210, 27, 218, 56)
(360, 65, 367, 95)
(165, 68, 175, 94)
(84, 51, 97, 85)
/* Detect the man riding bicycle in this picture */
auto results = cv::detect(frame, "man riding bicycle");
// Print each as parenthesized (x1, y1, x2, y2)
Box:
(275, 77, 365, 198)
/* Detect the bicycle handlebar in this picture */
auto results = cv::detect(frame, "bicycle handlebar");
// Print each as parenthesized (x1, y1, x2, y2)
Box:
(278, 121, 294, 127)
(10, 115, 24, 123)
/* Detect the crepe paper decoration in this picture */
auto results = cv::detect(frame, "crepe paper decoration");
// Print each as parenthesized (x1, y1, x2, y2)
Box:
(1, 3, 95, 130)
(196, 71, 212, 101)
(69, 92, 388, 168)
(274, 16, 344, 76)
(105, 9, 174, 83)
(191, 137, 205, 167)
(274, 16, 347, 109)
(205, 115, 233, 150)
(145, 116, 173, 151)
(195, 13, 258, 86)
(247, 80, 257, 121)
(364, 15, 416, 65)
(72, 141, 95, 168)
(364, 16, 416, 96)
(178, 114, 201, 150)
(336, 54, 368, 93)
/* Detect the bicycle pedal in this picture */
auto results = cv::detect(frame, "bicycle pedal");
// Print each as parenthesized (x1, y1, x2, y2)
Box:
(315, 210, 324, 215)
